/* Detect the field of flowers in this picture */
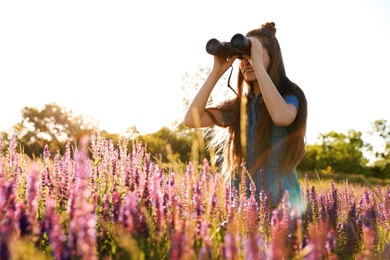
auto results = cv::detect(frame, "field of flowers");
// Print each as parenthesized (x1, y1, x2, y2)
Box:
(1, 131, 390, 259)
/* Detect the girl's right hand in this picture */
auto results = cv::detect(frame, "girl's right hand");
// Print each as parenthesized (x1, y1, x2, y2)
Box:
(211, 45, 237, 75)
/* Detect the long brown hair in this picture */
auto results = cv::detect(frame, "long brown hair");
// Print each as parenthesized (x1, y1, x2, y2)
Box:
(210, 22, 307, 178)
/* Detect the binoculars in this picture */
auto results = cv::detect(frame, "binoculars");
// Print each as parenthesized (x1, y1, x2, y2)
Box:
(205, 33, 251, 59)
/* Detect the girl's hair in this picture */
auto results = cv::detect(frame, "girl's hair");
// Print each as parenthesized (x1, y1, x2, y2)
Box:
(209, 22, 307, 179)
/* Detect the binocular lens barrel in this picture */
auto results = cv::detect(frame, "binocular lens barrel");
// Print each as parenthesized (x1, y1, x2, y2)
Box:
(205, 38, 221, 55)
(231, 33, 251, 56)
(205, 33, 251, 59)
(231, 35, 244, 48)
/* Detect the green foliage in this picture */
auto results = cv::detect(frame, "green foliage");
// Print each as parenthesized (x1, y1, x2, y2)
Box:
(299, 121, 390, 178)
(135, 123, 208, 167)
(10, 103, 97, 158)
(1, 99, 389, 178)
(300, 129, 370, 174)
(368, 119, 390, 178)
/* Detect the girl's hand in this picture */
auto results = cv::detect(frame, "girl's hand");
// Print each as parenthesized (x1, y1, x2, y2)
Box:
(243, 37, 264, 66)
(211, 42, 237, 75)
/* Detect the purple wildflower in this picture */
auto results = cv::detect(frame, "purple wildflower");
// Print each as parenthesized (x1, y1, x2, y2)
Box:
(222, 230, 238, 260)
(15, 202, 30, 236)
(244, 232, 266, 259)
(0, 162, 4, 180)
(270, 207, 289, 259)
(101, 194, 110, 222)
(193, 177, 203, 240)
(111, 191, 121, 222)
(169, 222, 185, 260)
(344, 200, 362, 256)
(0, 133, 3, 155)
(306, 221, 327, 260)
(247, 182, 259, 233)
(151, 165, 165, 234)
(44, 199, 70, 259)
(7, 135, 17, 175)
(26, 164, 40, 235)
(287, 208, 302, 258)
(198, 221, 212, 260)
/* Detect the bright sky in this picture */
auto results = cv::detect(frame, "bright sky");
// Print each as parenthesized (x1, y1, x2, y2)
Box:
(1, 0, 389, 147)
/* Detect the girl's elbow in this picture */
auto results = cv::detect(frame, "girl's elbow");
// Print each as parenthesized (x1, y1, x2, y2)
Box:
(183, 116, 195, 128)
(272, 115, 295, 126)
(273, 119, 287, 127)
(272, 109, 297, 126)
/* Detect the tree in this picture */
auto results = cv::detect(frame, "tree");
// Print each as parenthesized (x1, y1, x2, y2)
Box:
(369, 119, 390, 160)
(299, 130, 369, 174)
(298, 144, 320, 173)
(368, 119, 390, 178)
(125, 125, 140, 140)
(136, 124, 200, 166)
(180, 65, 235, 112)
(181, 66, 211, 110)
(13, 103, 97, 157)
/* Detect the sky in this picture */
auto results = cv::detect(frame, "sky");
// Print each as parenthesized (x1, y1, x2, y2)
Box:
(1, 0, 389, 149)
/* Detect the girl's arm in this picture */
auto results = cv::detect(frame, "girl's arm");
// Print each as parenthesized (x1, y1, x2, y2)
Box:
(184, 55, 236, 128)
(248, 38, 297, 126)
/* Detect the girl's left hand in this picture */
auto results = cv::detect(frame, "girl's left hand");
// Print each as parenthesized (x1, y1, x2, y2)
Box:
(243, 37, 264, 66)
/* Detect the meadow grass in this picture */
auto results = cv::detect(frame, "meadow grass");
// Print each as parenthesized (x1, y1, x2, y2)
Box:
(1, 132, 390, 259)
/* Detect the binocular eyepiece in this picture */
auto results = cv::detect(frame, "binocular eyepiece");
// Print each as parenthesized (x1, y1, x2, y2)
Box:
(205, 33, 251, 59)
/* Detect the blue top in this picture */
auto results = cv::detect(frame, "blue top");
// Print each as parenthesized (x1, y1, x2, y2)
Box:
(224, 94, 303, 212)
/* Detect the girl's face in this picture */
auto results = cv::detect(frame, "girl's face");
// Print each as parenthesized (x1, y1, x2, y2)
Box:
(239, 42, 271, 82)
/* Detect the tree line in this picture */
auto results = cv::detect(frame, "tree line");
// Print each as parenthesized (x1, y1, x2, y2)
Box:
(0, 103, 389, 179)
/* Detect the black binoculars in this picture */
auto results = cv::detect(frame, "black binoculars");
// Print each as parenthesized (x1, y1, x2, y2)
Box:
(205, 33, 251, 59)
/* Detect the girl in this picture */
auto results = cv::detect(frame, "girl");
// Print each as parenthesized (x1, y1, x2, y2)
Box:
(184, 22, 307, 212)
